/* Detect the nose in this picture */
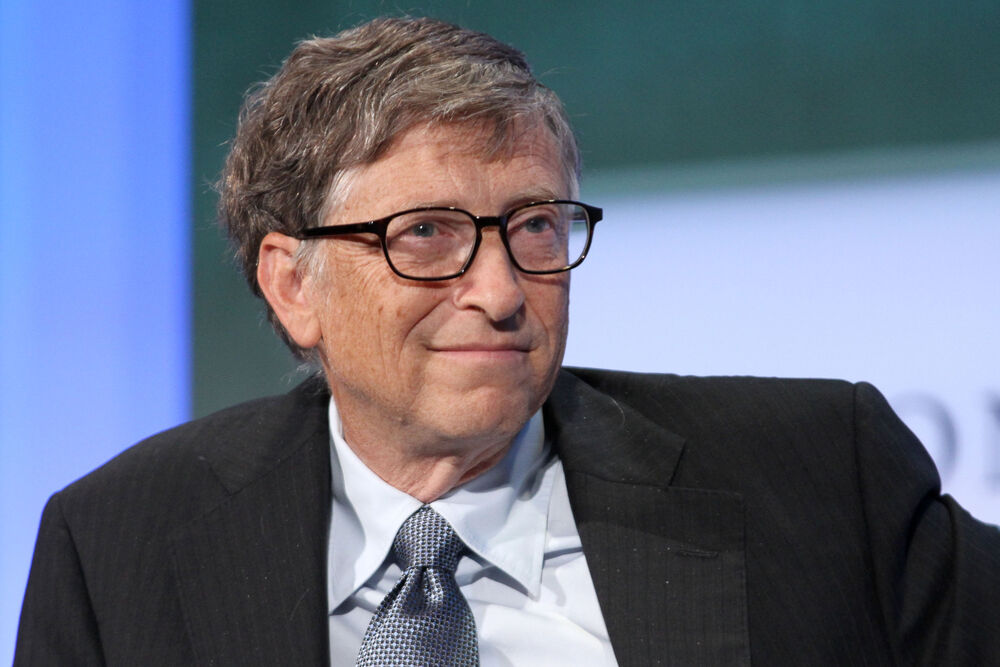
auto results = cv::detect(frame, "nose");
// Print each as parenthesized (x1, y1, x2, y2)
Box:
(451, 230, 525, 322)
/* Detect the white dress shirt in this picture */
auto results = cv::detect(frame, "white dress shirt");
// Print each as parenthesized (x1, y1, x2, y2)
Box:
(326, 398, 618, 665)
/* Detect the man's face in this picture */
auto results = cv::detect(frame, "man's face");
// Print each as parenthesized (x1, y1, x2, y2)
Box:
(305, 123, 572, 454)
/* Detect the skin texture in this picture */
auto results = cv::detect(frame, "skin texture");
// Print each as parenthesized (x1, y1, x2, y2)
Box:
(257, 123, 572, 501)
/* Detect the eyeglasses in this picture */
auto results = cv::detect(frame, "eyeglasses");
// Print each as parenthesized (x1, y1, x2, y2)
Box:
(298, 200, 601, 281)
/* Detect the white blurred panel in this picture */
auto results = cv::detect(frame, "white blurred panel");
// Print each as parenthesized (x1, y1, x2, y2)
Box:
(566, 168, 1000, 522)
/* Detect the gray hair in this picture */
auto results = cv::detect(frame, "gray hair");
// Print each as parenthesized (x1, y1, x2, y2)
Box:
(217, 16, 580, 358)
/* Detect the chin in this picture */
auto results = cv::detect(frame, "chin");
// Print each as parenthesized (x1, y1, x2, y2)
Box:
(430, 392, 536, 443)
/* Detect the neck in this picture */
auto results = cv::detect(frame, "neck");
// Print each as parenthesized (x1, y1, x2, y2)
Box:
(341, 426, 511, 502)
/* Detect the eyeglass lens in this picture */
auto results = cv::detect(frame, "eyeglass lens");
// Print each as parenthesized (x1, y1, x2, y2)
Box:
(384, 202, 591, 279)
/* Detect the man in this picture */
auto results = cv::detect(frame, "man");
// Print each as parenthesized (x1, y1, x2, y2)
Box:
(15, 16, 1000, 666)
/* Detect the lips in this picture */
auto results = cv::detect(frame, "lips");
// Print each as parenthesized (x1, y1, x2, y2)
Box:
(426, 341, 534, 367)
(431, 344, 531, 352)
(428, 342, 532, 353)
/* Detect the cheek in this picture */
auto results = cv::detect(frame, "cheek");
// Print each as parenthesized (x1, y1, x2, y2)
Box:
(320, 251, 446, 365)
(526, 276, 571, 337)
(307, 250, 386, 353)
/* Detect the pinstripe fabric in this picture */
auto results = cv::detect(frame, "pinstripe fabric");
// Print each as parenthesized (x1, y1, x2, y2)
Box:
(16, 380, 332, 666)
(545, 370, 1000, 666)
(15, 369, 1000, 665)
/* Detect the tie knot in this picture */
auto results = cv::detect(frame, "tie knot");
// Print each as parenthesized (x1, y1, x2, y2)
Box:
(392, 506, 465, 572)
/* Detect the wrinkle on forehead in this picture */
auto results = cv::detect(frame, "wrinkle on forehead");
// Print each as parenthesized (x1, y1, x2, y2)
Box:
(322, 120, 577, 223)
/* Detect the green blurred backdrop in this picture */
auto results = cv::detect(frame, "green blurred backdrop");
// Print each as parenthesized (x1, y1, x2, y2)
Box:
(193, 0, 1000, 416)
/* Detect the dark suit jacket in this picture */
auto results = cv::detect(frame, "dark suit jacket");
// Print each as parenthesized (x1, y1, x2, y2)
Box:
(15, 368, 1000, 665)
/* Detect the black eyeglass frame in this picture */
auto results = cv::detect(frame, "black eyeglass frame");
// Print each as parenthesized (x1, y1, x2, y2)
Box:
(297, 199, 602, 281)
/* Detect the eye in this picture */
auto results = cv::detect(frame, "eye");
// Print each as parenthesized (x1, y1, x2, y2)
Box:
(509, 206, 560, 237)
(409, 222, 438, 238)
(388, 216, 451, 243)
(522, 216, 552, 234)
(386, 210, 474, 250)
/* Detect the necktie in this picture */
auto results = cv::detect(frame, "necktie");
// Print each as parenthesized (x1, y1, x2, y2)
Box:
(356, 506, 480, 666)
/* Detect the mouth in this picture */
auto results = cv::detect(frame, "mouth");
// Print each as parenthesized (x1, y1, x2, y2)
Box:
(428, 343, 532, 361)
(431, 343, 531, 352)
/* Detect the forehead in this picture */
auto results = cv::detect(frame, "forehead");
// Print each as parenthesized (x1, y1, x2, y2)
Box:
(329, 122, 573, 219)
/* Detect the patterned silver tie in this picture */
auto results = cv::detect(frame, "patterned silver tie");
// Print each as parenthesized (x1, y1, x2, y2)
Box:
(356, 506, 480, 666)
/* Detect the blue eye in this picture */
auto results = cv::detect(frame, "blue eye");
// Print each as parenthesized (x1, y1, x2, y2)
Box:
(522, 217, 551, 233)
(410, 222, 437, 238)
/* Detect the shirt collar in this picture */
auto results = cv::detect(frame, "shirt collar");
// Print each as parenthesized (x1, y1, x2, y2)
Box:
(326, 398, 554, 612)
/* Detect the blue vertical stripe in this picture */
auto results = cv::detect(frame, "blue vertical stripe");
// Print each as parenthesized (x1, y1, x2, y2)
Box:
(0, 1, 190, 660)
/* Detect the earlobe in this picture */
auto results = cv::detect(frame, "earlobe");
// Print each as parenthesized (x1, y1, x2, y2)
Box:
(257, 232, 322, 349)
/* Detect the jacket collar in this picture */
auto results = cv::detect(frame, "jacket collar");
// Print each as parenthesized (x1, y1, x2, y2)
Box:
(167, 370, 750, 665)
(545, 368, 687, 485)
(169, 377, 333, 665)
(547, 369, 751, 666)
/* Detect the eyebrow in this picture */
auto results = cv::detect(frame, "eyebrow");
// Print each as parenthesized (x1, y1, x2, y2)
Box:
(508, 190, 566, 207)
(409, 191, 568, 212)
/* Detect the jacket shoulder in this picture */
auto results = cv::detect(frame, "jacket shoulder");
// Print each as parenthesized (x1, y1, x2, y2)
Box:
(54, 376, 330, 527)
(558, 366, 860, 434)
(552, 366, 923, 492)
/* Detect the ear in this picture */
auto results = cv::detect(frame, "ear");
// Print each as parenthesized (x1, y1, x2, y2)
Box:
(257, 232, 322, 349)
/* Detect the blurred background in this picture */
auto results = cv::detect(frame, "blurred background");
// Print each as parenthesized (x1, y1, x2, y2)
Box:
(2, 0, 999, 660)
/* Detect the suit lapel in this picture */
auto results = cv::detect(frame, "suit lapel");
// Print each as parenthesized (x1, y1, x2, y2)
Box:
(162, 371, 751, 664)
(170, 381, 332, 666)
(547, 370, 751, 666)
